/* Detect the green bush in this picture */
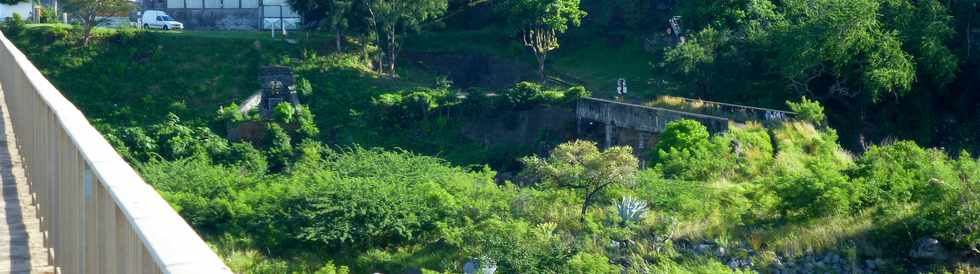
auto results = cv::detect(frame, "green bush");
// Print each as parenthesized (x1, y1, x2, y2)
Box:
(273, 103, 296, 124)
(235, 147, 511, 254)
(654, 119, 735, 180)
(1, 13, 27, 37)
(140, 156, 258, 234)
(910, 152, 980, 250)
(715, 123, 775, 178)
(38, 6, 58, 23)
(462, 218, 575, 273)
(151, 113, 230, 160)
(852, 140, 956, 206)
(295, 105, 320, 139)
(563, 252, 618, 274)
(565, 85, 591, 100)
(224, 142, 268, 174)
(767, 159, 860, 219)
(657, 119, 711, 154)
(265, 123, 293, 171)
(504, 81, 545, 110)
(787, 97, 827, 127)
(296, 77, 314, 96)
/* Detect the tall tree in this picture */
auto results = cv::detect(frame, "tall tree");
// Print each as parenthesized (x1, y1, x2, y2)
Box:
(498, 0, 586, 81)
(287, 0, 354, 51)
(363, 0, 447, 75)
(63, 0, 135, 46)
(520, 140, 638, 218)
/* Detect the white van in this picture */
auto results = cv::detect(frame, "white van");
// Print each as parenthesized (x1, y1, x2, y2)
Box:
(141, 10, 183, 30)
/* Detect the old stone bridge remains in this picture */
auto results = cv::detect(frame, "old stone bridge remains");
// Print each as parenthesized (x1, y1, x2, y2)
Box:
(576, 97, 793, 162)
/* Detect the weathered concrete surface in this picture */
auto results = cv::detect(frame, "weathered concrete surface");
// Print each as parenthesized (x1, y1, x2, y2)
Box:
(577, 97, 730, 134)
(163, 8, 260, 30)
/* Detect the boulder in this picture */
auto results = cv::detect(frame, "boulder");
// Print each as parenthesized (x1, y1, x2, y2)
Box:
(910, 237, 948, 261)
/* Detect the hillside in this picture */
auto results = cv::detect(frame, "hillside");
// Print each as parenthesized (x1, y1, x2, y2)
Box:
(4, 2, 980, 272)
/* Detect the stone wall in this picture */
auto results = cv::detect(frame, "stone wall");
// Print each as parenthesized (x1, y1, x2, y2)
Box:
(163, 8, 259, 30)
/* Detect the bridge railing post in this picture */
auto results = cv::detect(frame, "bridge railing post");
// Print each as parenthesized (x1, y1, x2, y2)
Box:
(0, 31, 232, 274)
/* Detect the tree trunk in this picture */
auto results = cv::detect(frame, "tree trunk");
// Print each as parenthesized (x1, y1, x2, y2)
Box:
(82, 23, 94, 46)
(386, 29, 398, 76)
(580, 190, 596, 221)
(536, 53, 546, 82)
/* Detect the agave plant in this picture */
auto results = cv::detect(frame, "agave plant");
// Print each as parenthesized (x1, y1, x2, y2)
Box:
(617, 196, 648, 225)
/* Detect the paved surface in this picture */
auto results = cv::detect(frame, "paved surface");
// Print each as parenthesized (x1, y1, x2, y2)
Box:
(0, 88, 54, 274)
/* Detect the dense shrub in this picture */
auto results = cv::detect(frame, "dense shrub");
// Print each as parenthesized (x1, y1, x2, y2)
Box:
(910, 152, 980, 250)
(273, 103, 296, 124)
(654, 119, 735, 180)
(140, 156, 258, 233)
(766, 159, 860, 219)
(235, 147, 511, 254)
(1, 13, 27, 37)
(294, 174, 459, 249)
(504, 81, 546, 110)
(716, 123, 775, 178)
(224, 142, 269, 174)
(565, 85, 591, 100)
(265, 123, 294, 171)
(295, 105, 320, 139)
(852, 141, 956, 206)
(786, 97, 827, 126)
(657, 119, 711, 155)
(151, 113, 230, 160)
(563, 252, 618, 274)
(462, 219, 575, 273)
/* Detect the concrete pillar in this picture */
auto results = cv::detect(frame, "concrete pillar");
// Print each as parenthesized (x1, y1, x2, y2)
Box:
(638, 132, 647, 168)
(638, 132, 646, 150)
(605, 122, 613, 149)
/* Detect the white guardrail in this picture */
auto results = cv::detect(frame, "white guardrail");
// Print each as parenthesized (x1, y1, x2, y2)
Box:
(0, 31, 232, 273)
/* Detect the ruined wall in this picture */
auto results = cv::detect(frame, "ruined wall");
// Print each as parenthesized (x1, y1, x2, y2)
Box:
(163, 8, 259, 30)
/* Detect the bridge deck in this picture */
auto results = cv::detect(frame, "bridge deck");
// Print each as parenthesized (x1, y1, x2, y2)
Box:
(0, 87, 54, 274)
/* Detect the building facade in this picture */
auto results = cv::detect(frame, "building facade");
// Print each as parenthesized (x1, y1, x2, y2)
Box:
(142, 0, 299, 30)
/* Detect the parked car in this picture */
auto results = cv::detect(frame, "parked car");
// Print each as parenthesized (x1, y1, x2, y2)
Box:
(140, 10, 183, 30)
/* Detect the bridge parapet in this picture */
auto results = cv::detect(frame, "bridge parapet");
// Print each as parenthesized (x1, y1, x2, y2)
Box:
(0, 31, 232, 274)
(646, 96, 795, 124)
(577, 97, 730, 133)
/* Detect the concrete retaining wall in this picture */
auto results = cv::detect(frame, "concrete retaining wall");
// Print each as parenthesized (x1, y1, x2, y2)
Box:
(162, 8, 259, 30)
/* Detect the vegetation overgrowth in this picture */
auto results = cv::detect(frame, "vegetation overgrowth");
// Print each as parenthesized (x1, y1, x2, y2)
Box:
(3, 0, 980, 272)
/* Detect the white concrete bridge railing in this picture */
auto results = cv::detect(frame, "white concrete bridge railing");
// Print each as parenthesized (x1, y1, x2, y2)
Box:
(0, 31, 232, 273)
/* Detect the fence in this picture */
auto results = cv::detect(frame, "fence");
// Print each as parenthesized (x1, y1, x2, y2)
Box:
(0, 31, 232, 274)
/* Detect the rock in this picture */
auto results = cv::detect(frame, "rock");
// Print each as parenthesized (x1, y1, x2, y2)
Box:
(864, 259, 877, 270)
(910, 237, 948, 261)
(695, 243, 714, 254)
(463, 259, 497, 274)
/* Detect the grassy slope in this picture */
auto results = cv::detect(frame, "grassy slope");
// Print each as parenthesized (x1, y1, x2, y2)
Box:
(14, 25, 293, 126)
(11, 25, 436, 127)
(405, 27, 661, 98)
